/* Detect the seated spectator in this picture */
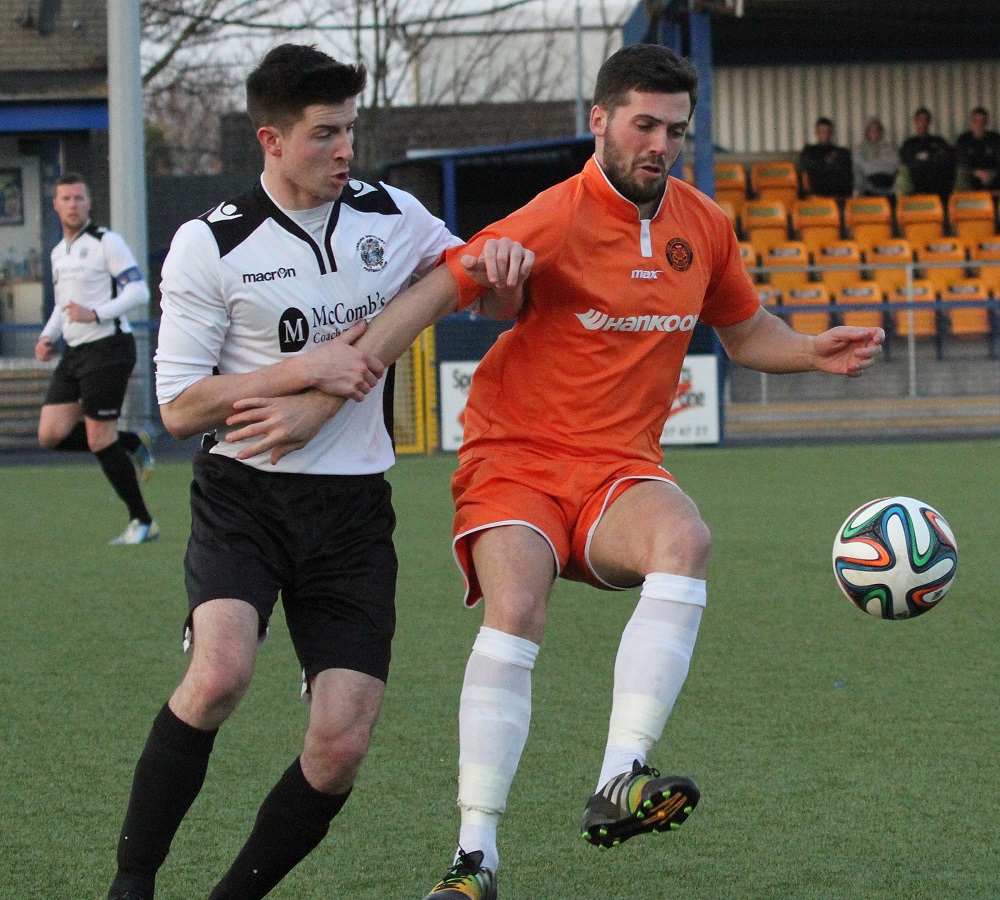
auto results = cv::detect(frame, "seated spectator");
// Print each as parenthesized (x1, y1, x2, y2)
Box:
(799, 117, 853, 198)
(853, 117, 899, 197)
(898, 107, 956, 200)
(955, 106, 1000, 191)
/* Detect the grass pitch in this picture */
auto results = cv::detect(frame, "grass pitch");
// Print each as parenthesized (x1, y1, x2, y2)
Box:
(1, 439, 996, 898)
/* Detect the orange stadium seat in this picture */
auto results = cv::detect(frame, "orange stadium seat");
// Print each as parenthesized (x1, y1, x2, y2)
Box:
(970, 238, 1000, 293)
(814, 241, 863, 295)
(843, 196, 894, 250)
(866, 240, 914, 296)
(784, 285, 831, 335)
(792, 197, 842, 253)
(682, 163, 695, 186)
(835, 282, 885, 330)
(751, 160, 800, 207)
(763, 241, 811, 291)
(739, 241, 760, 280)
(719, 200, 739, 235)
(940, 279, 993, 342)
(714, 162, 749, 214)
(896, 193, 945, 244)
(948, 191, 997, 243)
(756, 286, 782, 307)
(889, 280, 938, 339)
(916, 240, 967, 295)
(742, 200, 790, 256)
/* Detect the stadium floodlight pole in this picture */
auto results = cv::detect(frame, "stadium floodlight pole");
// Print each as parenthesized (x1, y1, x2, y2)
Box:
(107, 0, 152, 431)
(574, 2, 586, 136)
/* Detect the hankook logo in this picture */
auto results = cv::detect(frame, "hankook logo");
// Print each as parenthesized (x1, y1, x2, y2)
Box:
(575, 309, 699, 333)
(278, 307, 309, 352)
(244, 267, 296, 283)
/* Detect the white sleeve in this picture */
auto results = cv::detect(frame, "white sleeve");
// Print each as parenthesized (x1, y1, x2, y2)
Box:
(154, 220, 229, 405)
(39, 303, 62, 343)
(95, 231, 150, 322)
(385, 184, 463, 277)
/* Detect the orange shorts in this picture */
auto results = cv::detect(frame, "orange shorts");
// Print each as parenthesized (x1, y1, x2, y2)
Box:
(451, 450, 679, 607)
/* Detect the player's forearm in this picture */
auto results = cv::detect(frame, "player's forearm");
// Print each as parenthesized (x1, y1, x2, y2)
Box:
(718, 308, 817, 374)
(93, 279, 150, 323)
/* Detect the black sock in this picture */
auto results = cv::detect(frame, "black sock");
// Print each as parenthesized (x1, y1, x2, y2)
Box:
(53, 420, 89, 451)
(95, 440, 151, 523)
(208, 758, 351, 900)
(108, 704, 218, 899)
(118, 430, 141, 453)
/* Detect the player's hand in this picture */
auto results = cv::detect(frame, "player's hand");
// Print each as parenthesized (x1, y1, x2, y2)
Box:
(462, 238, 534, 319)
(225, 391, 346, 464)
(295, 320, 385, 400)
(813, 326, 885, 377)
(34, 337, 54, 362)
(66, 301, 97, 323)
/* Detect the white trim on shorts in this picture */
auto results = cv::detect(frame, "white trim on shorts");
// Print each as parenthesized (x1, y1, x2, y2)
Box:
(583, 475, 682, 591)
(452, 519, 561, 607)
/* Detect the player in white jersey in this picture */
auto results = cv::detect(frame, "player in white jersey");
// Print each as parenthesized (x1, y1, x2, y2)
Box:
(35, 174, 157, 545)
(106, 44, 530, 900)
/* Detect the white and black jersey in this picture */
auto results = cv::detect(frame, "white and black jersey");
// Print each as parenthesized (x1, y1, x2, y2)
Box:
(42, 222, 149, 347)
(155, 177, 462, 476)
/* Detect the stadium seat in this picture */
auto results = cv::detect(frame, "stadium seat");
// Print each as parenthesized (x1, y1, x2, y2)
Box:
(896, 193, 945, 244)
(866, 240, 914, 296)
(784, 285, 831, 335)
(889, 279, 939, 340)
(970, 238, 1000, 293)
(814, 241, 863, 295)
(843, 196, 894, 251)
(948, 191, 997, 243)
(719, 200, 740, 235)
(714, 162, 749, 214)
(835, 282, 885, 330)
(756, 286, 782, 307)
(762, 241, 811, 291)
(940, 279, 993, 343)
(739, 241, 760, 281)
(682, 163, 695, 186)
(916, 240, 968, 295)
(751, 160, 800, 207)
(742, 200, 790, 256)
(792, 197, 842, 253)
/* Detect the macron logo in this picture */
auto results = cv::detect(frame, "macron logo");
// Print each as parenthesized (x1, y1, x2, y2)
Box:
(349, 179, 377, 197)
(207, 202, 242, 223)
(243, 267, 296, 283)
(576, 309, 700, 333)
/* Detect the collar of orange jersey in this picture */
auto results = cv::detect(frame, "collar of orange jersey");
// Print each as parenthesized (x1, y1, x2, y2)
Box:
(584, 155, 668, 223)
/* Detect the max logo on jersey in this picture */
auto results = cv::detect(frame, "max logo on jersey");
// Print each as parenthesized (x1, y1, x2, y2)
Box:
(208, 202, 242, 223)
(576, 309, 699, 332)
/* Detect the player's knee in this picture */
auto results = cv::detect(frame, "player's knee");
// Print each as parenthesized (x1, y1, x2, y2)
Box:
(651, 515, 712, 577)
(305, 722, 373, 785)
(485, 585, 547, 639)
(37, 424, 62, 449)
(182, 663, 253, 722)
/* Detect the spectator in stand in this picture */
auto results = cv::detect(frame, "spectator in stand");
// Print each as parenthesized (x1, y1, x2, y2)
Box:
(853, 117, 899, 197)
(798, 117, 854, 198)
(955, 106, 1000, 191)
(898, 107, 956, 200)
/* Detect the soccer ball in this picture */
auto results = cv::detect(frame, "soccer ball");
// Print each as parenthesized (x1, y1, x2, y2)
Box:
(832, 496, 958, 620)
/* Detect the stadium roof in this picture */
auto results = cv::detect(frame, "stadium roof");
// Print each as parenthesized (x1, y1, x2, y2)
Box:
(704, 0, 1000, 65)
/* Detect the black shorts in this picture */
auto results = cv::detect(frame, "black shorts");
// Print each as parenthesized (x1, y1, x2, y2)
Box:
(44, 332, 136, 420)
(184, 452, 398, 682)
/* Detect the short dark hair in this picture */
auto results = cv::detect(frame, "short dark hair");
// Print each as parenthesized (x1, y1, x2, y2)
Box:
(593, 44, 698, 113)
(914, 107, 932, 120)
(816, 117, 834, 129)
(246, 44, 367, 130)
(55, 172, 88, 188)
(971, 106, 989, 118)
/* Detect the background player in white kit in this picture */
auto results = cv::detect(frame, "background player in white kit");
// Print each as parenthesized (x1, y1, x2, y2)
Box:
(105, 44, 530, 900)
(35, 173, 157, 545)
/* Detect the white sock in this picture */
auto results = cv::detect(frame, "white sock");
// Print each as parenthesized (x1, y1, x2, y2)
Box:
(456, 626, 538, 872)
(597, 572, 705, 790)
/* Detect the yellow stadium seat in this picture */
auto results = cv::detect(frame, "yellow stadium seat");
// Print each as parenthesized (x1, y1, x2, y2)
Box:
(756, 286, 782, 307)
(784, 285, 831, 335)
(792, 197, 842, 253)
(896, 193, 945, 244)
(948, 191, 997, 243)
(941, 279, 993, 339)
(742, 200, 790, 256)
(843, 196, 895, 251)
(751, 160, 800, 207)
(719, 199, 739, 235)
(889, 280, 938, 338)
(814, 241, 863, 295)
(835, 282, 885, 330)
(916, 240, 968, 295)
(714, 162, 748, 214)
(970, 238, 1000, 293)
(762, 241, 811, 291)
(738, 241, 760, 281)
(866, 240, 914, 296)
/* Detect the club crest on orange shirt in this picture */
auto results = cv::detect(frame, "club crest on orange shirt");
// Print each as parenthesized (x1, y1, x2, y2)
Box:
(666, 237, 693, 272)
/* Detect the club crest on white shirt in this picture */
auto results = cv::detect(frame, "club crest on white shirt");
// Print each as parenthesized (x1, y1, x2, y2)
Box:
(356, 235, 387, 272)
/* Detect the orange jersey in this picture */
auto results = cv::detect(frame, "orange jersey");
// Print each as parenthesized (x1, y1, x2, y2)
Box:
(445, 156, 760, 464)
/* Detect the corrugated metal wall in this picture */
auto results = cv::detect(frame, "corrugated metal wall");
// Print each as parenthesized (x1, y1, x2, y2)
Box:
(714, 59, 1000, 154)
